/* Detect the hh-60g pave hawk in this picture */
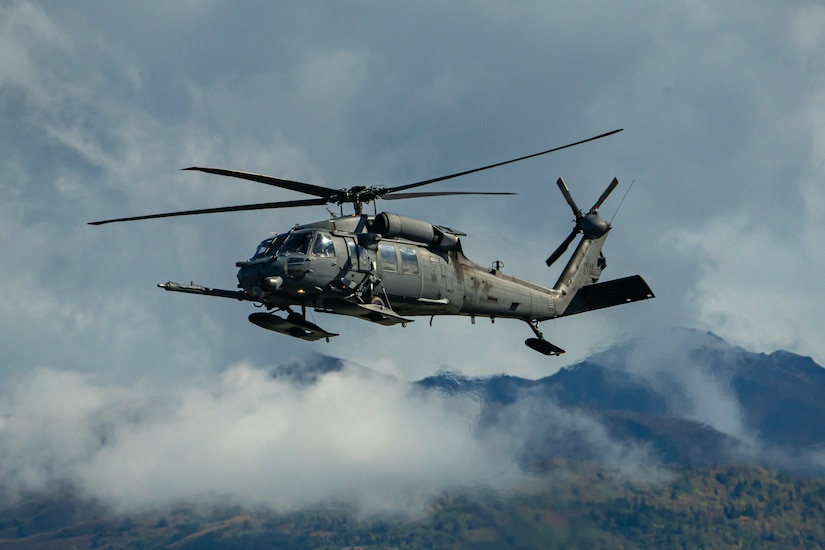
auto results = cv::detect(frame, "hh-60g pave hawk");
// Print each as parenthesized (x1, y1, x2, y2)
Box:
(90, 129, 653, 356)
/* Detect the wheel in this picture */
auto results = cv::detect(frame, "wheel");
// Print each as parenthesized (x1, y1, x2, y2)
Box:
(370, 296, 385, 308)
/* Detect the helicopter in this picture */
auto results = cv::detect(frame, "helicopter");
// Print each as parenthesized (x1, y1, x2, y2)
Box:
(90, 129, 653, 355)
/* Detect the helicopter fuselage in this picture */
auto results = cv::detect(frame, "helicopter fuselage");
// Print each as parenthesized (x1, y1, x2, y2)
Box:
(235, 213, 565, 323)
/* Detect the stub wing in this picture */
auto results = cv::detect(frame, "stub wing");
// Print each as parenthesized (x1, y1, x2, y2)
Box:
(560, 275, 654, 317)
(319, 298, 414, 326)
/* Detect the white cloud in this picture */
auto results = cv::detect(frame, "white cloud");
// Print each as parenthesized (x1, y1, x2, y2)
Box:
(793, 5, 825, 54)
(0, 2, 70, 101)
(621, 327, 750, 440)
(0, 363, 526, 513)
(0, 357, 678, 515)
(670, 181, 825, 365)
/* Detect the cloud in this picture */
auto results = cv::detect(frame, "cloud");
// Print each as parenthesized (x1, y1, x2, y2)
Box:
(616, 327, 751, 441)
(481, 393, 667, 483)
(670, 199, 825, 363)
(591, 326, 825, 472)
(0, 354, 681, 515)
(0, 361, 527, 513)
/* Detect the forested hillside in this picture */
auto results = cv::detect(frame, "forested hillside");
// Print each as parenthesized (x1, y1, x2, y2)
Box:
(3, 462, 825, 549)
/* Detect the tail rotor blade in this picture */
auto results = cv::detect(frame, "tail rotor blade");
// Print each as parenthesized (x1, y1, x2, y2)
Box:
(592, 177, 619, 211)
(546, 227, 580, 267)
(557, 177, 581, 219)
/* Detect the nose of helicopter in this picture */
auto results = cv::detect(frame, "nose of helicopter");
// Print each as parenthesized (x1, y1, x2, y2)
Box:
(236, 262, 260, 291)
(238, 258, 284, 298)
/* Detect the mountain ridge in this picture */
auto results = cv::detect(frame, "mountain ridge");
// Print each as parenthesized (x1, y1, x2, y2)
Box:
(236, 330, 825, 470)
(414, 328, 825, 470)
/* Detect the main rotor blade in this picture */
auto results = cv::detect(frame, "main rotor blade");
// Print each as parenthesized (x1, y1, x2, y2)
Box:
(556, 177, 581, 219)
(88, 198, 329, 225)
(385, 129, 623, 194)
(592, 177, 619, 211)
(383, 191, 516, 200)
(183, 167, 338, 199)
(546, 227, 580, 267)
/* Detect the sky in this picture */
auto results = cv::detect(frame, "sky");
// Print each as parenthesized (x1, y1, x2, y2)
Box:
(2, 0, 824, 512)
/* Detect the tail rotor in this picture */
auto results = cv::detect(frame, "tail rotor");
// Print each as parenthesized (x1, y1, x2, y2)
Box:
(545, 177, 619, 267)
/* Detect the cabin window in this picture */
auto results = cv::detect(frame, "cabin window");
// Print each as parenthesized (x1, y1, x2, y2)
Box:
(398, 246, 419, 276)
(312, 233, 334, 257)
(378, 244, 398, 273)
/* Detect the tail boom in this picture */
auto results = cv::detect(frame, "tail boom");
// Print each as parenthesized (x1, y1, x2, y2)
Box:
(552, 234, 609, 313)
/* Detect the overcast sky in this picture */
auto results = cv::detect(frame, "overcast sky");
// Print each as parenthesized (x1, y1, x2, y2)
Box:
(2, 0, 824, 511)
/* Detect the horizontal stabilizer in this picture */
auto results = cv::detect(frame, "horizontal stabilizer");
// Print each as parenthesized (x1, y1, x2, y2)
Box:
(561, 275, 654, 317)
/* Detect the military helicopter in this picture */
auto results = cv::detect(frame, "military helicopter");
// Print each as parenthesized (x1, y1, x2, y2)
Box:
(90, 129, 653, 355)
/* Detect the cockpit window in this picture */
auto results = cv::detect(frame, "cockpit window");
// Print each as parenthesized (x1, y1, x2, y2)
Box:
(250, 233, 287, 260)
(252, 238, 274, 260)
(312, 233, 335, 257)
(280, 231, 314, 255)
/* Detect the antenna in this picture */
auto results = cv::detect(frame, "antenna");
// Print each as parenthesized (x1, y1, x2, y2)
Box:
(610, 179, 635, 224)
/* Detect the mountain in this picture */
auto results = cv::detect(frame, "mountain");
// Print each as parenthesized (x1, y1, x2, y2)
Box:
(268, 352, 347, 384)
(251, 329, 825, 470)
(417, 328, 825, 470)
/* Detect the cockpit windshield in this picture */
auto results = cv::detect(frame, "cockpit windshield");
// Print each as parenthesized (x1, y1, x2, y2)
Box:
(251, 238, 273, 260)
(250, 233, 288, 260)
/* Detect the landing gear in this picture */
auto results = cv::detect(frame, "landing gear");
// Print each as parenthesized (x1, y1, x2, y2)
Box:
(523, 320, 565, 356)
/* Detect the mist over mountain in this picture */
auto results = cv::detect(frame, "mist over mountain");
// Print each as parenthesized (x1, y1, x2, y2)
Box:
(268, 353, 348, 385)
(251, 328, 825, 474)
(417, 327, 825, 471)
(260, 329, 825, 475)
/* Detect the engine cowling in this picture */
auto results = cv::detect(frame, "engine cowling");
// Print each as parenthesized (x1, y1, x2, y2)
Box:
(371, 212, 460, 250)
